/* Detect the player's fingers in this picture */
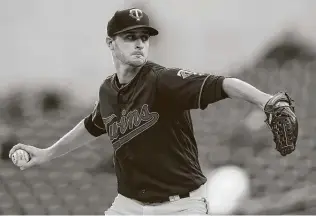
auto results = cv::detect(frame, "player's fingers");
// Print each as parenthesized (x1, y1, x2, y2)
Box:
(9, 144, 37, 158)
(9, 143, 26, 158)
(20, 158, 36, 170)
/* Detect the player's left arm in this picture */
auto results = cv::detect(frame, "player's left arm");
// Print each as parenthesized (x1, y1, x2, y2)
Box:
(157, 69, 298, 156)
(157, 68, 272, 110)
(221, 77, 273, 110)
(221, 77, 298, 156)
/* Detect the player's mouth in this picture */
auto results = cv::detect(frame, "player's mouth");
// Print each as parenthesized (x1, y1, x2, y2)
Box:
(132, 51, 144, 56)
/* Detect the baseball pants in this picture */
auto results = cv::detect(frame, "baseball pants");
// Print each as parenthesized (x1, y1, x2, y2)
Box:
(104, 183, 209, 215)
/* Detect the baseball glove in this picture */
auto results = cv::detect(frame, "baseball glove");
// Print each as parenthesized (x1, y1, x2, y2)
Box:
(264, 91, 298, 156)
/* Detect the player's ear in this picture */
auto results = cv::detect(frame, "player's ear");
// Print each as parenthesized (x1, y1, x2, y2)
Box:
(106, 36, 115, 50)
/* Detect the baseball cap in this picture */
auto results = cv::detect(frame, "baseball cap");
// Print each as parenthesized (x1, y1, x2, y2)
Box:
(107, 8, 159, 37)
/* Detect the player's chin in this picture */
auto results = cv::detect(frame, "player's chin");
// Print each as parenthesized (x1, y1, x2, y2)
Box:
(129, 57, 147, 67)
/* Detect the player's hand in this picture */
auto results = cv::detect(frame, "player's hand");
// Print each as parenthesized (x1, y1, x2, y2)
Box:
(9, 143, 51, 170)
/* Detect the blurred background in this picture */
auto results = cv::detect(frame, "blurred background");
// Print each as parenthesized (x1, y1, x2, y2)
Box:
(0, 0, 316, 214)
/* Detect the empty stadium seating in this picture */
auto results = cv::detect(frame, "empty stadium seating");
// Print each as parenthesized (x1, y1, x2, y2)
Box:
(0, 37, 316, 214)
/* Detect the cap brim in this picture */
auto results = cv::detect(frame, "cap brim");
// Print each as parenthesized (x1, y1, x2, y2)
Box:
(113, 25, 159, 36)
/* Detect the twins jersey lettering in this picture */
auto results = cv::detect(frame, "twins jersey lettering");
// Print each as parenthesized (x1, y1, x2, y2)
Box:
(84, 61, 228, 203)
(104, 104, 159, 151)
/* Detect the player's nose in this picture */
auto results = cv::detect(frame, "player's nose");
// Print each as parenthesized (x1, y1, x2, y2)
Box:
(135, 38, 144, 49)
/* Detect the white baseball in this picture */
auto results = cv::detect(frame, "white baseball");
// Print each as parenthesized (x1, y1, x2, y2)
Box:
(11, 149, 30, 167)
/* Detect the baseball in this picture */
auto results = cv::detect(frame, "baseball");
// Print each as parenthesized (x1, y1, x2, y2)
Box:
(11, 149, 30, 167)
(206, 165, 251, 215)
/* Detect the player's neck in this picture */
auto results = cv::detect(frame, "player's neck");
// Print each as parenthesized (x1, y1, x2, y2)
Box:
(114, 62, 143, 84)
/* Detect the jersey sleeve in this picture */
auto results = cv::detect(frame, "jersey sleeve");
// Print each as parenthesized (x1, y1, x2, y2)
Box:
(157, 68, 229, 110)
(84, 101, 107, 137)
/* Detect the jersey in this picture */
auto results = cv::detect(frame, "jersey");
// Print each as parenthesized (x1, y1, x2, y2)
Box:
(84, 61, 229, 203)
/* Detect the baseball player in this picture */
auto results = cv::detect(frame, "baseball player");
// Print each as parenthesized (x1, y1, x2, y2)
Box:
(9, 8, 298, 215)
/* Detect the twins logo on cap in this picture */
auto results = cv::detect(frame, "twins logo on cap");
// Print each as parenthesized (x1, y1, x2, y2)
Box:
(129, 8, 143, 21)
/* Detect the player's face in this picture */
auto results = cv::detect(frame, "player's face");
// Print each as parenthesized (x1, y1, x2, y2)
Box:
(110, 29, 150, 67)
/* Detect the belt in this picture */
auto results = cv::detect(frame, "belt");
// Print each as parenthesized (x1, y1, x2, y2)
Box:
(139, 184, 206, 204)
(141, 192, 190, 204)
(168, 183, 206, 202)
(168, 192, 190, 202)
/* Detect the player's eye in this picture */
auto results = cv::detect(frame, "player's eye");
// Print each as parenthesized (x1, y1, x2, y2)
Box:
(124, 33, 149, 42)
(141, 35, 149, 42)
(126, 35, 135, 40)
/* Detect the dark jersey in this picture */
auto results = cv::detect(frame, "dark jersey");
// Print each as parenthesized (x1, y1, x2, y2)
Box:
(84, 61, 229, 203)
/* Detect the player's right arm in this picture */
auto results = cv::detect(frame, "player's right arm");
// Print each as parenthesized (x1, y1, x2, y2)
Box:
(9, 101, 107, 170)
